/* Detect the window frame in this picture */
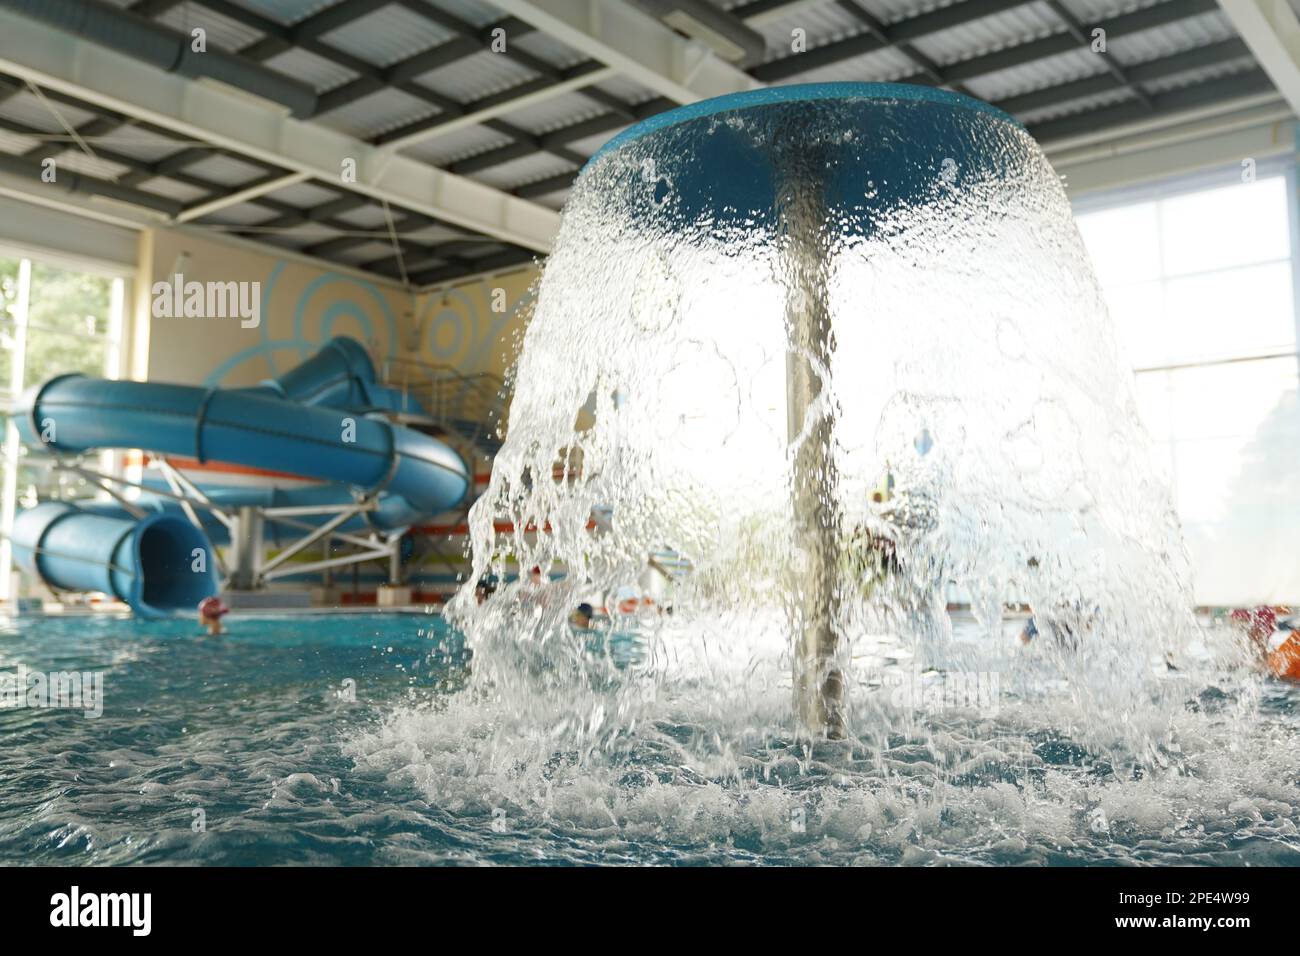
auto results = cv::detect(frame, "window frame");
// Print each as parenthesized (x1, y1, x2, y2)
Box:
(1071, 156, 1300, 373)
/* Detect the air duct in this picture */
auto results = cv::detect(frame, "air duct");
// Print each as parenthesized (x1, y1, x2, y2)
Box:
(0, 0, 318, 118)
(628, 0, 766, 66)
(0, 152, 182, 216)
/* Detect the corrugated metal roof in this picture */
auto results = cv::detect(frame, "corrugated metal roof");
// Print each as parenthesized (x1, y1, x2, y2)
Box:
(399, 224, 472, 244)
(155, 5, 267, 51)
(914, 2, 1062, 64)
(0, 92, 98, 133)
(135, 177, 212, 203)
(1107, 9, 1237, 64)
(511, 31, 592, 71)
(1018, 85, 1135, 124)
(495, 91, 608, 136)
(399, 124, 515, 166)
(460, 241, 511, 259)
(3, 0, 1266, 289)
(256, 222, 331, 247)
(591, 75, 663, 107)
(412, 49, 540, 101)
(193, 201, 280, 225)
(266, 180, 344, 207)
(333, 240, 402, 264)
(470, 152, 577, 191)
(0, 128, 41, 155)
(332, 204, 391, 229)
(531, 187, 570, 210)
(316, 88, 440, 139)
(754, 3, 865, 57)
(223, 0, 341, 27)
(95, 126, 187, 163)
(1056, 0, 1165, 22)
(183, 153, 273, 187)
(962, 46, 1102, 101)
(1141, 53, 1259, 95)
(50, 150, 134, 181)
(851, 0, 937, 21)
(262, 47, 360, 92)
(426, 0, 506, 28)
(567, 128, 628, 158)
(318, 6, 457, 68)
(769, 45, 920, 83)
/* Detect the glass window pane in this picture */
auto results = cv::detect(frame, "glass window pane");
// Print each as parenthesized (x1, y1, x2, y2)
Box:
(1162, 261, 1296, 365)
(1160, 176, 1290, 276)
(1075, 200, 1162, 286)
(23, 261, 112, 385)
(1164, 356, 1297, 448)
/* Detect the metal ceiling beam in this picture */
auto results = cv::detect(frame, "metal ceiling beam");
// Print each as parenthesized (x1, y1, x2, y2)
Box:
(0, 74, 498, 282)
(371, 61, 618, 149)
(0, 0, 318, 117)
(831, 0, 971, 92)
(456, 0, 1144, 182)
(1041, 0, 1152, 109)
(173, 171, 310, 223)
(994, 37, 1250, 114)
(194, 0, 615, 174)
(1219, 0, 1300, 117)
(945, 0, 1220, 83)
(408, 247, 536, 286)
(754, 0, 1219, 83)
(278, 0, 634, 154)
(238, 0, 394, 61)
(515, 169, 581, 199)
(751, 0, 1039, 81)
(0, 149, 181, 214)
(0, 11, 562, 251)
(1027, 66, 1275, 144)
(424, 7, 1256, 196)
(484, 0, 760, 104)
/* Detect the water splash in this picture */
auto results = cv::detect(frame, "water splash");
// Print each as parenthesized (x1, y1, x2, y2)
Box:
(346, 86, 1298, 861)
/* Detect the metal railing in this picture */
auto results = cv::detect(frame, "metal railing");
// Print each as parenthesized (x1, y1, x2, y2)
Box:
(378, 356, 508, 452)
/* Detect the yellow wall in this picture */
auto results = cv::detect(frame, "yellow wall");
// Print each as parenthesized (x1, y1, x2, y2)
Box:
(408, 266, 537, 380)
(143, 228, 416, 388)
(139, 227, 539, 390)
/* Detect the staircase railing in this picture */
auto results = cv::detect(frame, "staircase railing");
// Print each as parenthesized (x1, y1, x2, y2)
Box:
(378, 357, 508, 453)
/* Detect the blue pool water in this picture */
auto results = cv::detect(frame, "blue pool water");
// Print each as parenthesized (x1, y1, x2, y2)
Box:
(1, 612, 1298, 865)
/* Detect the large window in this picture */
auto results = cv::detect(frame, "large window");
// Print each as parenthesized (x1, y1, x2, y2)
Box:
(0, 252, 127, 602)
(1074, 165, 1300, 606)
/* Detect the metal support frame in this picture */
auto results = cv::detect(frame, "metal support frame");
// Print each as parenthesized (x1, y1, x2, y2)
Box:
(29, 453, 404, 592)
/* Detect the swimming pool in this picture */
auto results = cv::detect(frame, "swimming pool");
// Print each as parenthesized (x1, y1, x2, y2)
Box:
(1, 612, 1298, 865)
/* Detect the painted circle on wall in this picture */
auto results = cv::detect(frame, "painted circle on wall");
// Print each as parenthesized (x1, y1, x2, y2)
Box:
(427, 307, 467, 362)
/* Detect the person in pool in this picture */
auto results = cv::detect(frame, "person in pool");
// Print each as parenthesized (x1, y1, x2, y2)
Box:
(570, 602, 595, 630)
(198, 596, 229, 636)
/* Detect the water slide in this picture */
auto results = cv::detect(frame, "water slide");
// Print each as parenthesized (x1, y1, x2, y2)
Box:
(9, 338, 470, 617)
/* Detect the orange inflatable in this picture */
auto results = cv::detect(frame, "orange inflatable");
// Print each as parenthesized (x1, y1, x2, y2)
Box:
(1267, 634, 1300, 681)
(1230, 606, 1298, 682)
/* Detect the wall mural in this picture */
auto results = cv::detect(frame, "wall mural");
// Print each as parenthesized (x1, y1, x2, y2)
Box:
(202, 263, 402, 387)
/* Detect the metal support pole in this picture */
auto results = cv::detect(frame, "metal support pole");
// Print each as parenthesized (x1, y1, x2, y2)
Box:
(230, 505, 263, 591)
(388, 535, 402, 586)
(775, 121, 846, 740)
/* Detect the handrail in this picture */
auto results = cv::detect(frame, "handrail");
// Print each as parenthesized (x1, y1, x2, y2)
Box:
(377, 355, 508, 452)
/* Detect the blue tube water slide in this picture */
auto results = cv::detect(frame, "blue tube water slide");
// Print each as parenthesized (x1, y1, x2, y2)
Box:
(10, 503, 219, 618)
(9, 337, 470, 616)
